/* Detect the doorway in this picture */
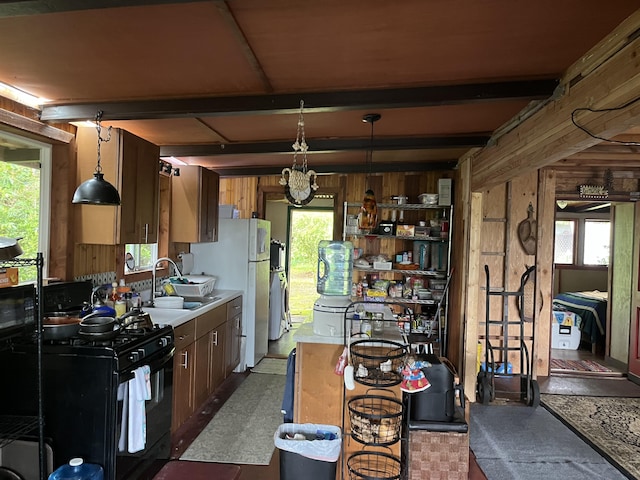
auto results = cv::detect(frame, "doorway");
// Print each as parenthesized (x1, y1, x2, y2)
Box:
(550, 201, 626, 377)
(286, 206, 334, 323)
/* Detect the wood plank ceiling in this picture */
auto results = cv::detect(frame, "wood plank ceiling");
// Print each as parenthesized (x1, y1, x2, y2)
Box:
(0, 0, 638, 177)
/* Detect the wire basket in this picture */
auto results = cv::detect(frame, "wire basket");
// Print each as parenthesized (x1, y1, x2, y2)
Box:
(350, 339, 408, 387)
(347, 450, 402, 480)
(348, 392, 403, 446)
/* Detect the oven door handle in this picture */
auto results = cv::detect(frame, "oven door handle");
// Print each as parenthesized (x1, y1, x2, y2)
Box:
(122, 346, 175, 381)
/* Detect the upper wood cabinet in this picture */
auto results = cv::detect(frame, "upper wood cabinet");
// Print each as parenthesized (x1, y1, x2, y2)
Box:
(75, 127, 160, 245)
(171, 165, 219, 243)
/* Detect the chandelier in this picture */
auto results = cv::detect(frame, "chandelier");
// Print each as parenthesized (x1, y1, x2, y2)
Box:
(280, 100, 318, 206)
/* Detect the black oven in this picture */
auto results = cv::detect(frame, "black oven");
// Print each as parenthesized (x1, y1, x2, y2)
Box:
(0, 325, 174, 480)
(0, 283, 35, 339)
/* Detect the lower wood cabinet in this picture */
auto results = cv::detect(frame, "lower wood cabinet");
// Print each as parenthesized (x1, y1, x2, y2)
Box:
(194, 305, 226, 409)
(225, 296, 242, 377)
(171, 295, 243, 433)
(172, 321, 196, 432)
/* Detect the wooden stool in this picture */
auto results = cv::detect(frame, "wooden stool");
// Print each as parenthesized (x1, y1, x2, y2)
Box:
(153, 460, 241, 480)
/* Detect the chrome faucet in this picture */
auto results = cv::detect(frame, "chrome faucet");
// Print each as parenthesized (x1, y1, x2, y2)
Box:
(151, 257, 183, 306)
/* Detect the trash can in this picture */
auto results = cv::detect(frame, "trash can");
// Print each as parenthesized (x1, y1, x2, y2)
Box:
(274, 423, 342, 480)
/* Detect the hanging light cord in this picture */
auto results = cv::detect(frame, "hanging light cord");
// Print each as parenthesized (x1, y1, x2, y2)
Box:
(366, 118, 374, 189)
(94, 110, 112, 174)
(291, 100, 309, 172)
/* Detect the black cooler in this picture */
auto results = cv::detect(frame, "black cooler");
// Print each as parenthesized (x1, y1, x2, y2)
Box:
(406, 354, 464, 422)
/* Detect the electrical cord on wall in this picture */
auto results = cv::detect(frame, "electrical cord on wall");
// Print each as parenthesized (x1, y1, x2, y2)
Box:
(571, 95, 640, 146)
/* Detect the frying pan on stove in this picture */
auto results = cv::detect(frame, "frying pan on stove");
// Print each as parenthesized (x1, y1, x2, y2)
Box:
(43, 310, 83, 340)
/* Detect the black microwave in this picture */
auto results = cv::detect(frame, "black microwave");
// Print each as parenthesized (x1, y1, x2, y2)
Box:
(0, 284, 35, 340)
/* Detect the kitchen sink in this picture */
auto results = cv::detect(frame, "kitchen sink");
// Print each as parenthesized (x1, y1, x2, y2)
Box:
(182, 295, 222, 310)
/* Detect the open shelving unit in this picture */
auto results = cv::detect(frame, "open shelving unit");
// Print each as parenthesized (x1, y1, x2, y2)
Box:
(343, 201, 453, 357)
(0, 253, 46, 480)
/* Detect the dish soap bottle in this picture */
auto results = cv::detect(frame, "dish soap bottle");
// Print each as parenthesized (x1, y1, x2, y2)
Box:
(48, 458, 104, 480)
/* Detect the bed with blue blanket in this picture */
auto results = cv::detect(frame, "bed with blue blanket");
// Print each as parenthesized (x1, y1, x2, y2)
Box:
(552, 290, 607, 348)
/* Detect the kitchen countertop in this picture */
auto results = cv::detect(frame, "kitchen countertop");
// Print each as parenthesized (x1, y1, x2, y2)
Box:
(144, 289, 242, 329)
(294, 305, 403, 345)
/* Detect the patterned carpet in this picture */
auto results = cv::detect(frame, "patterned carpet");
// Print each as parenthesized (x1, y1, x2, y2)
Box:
(542, 394, 640, 479)
(550, 358, 612, 373)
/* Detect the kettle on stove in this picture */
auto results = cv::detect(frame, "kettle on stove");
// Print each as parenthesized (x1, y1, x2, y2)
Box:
(83, 285, 116, 317)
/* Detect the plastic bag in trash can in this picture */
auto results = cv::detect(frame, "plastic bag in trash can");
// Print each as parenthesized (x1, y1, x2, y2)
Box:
(274, 423, 342, 462)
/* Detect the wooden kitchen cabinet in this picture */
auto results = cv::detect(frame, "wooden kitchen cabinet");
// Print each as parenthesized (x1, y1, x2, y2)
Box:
(75, 126, 160, 245)
(171, 295, 243, 432)
(193, 305, 226, 408)
(225, 295, 242, 376)
(172, 321, 196, 432)
(171, 165, 220, 243)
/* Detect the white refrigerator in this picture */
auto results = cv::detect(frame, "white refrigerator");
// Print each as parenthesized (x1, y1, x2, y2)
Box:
(191, 218, 271, 370)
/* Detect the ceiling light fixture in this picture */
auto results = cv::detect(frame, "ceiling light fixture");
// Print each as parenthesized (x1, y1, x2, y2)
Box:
(358, 113, 381, 232)
(556, 200, 568, 209)
(72, 111, 121, 206)
(280, 100, 318, 206)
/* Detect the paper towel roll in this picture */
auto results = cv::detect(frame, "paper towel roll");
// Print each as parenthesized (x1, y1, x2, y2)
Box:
(179, 252, 194, 275)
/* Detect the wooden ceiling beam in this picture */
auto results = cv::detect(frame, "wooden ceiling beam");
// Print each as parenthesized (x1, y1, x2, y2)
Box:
(39, 79, 558, 122)
(471, 9, 640, 191)
(0, 0, 214, 18)
(207, 160, 457, 178)
(159, 134, 490, 157)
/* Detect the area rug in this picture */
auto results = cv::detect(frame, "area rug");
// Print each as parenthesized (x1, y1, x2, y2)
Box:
(250, 357, 288, 375)
(550, 358, 613, 373)
(181, 373, 286, 465)
(470, 403, 627, 480)
(542, 394, 640, 479)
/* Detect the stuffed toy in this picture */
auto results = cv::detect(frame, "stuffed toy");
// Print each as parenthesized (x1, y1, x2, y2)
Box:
(400, 356, 431, 393)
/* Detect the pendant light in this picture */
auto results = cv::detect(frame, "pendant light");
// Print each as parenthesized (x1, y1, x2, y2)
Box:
(358, 113, 381, 232)
(72, 111, 121, 206)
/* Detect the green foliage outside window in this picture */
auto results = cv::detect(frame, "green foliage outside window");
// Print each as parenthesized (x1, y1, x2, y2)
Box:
(0, 161, 40, 281)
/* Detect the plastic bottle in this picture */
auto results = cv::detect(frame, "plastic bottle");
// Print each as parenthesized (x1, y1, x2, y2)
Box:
(48, 458, 104, 480)
(316, 240, 354, 296)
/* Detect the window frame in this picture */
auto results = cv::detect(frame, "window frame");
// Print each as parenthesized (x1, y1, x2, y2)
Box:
(554, 210, 610, 268)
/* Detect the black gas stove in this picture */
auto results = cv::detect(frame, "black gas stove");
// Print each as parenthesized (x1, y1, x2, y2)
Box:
(0, 281, 175, 480)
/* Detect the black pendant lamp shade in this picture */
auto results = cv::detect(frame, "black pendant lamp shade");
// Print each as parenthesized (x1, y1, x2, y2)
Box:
(72, 172, 121, 205)
(72, 110, 121, 206)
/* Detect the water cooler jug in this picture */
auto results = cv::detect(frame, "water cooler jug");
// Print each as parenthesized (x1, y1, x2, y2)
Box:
(48, 458, 104, 480)
(316, 240, 354, 296)
(314, 241, 354, 336)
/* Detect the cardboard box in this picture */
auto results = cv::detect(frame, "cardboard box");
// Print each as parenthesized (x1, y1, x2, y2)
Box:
(0, 268, 19, 288)
(218, 204, 238, 218)
(396, 225, 415, 237)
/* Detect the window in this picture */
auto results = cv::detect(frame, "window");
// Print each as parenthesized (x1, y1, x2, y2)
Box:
(125, 243, 158, 272)
(554, 220, 575, 264)
(0, 131, 51, 281)
(554, 217, 610, 267)
(583, 220, 610, 266)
